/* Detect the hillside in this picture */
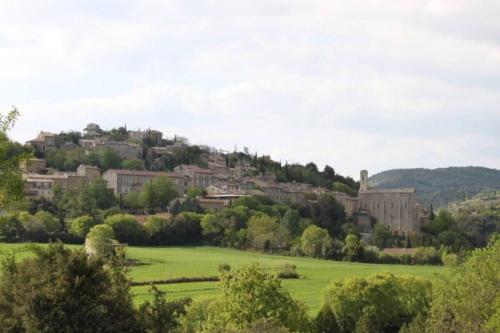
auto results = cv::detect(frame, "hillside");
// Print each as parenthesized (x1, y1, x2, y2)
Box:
(369, 167, 500, 208)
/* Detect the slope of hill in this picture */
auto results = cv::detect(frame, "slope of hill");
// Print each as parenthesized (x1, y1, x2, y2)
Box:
(369, 167, 500, 207)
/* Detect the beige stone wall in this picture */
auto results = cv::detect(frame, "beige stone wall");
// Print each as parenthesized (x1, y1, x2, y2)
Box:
(358, 190, 420, 234)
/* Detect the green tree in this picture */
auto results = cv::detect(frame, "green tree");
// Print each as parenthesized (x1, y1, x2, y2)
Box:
(138, 182, 156, 214)
(281, 208, 301, 236)
(84, 224, 117, 258)
(424, 237, 500, 333)
(152, 176, 178, 210)
(315, 194, 346, 237)
(247, 214, 290, 252)
(99, 149, 122, 171)
(121, 159, 144, 170)
(68, 215, 97, 239)
(204, 264, 310, 332)
(323, 273, 431, 333)
(0, 243, 142, 332)
(300, 225, 333, 258)
(370, 223, 394, 249)
(186, 186, 206, 199)
(105, 214, 146, 245)
(138, 285, 191, 333)
(342, 234, 364, 262)
(0, 108, 25, 206)
(0, 213, 23, 241)
(34, 210, 60, 235)
(87, 178, 116, 209)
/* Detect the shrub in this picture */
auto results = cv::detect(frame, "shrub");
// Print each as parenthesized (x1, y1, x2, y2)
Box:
(218, 263, 231, 274)
(414, 247, 441, 265)
(68, 215, 97, 239)
(276, 263, 299, 279)
(323, 273, 431, 332)
(105, 214, 146, 245)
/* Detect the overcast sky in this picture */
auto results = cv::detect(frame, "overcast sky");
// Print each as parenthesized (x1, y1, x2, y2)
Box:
(1, 1, 499, 179)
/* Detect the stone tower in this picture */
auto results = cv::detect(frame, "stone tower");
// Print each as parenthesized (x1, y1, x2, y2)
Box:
(360, 170, 368, 192)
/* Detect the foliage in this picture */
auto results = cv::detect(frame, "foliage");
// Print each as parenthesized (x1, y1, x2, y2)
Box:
(138, 285, 191, 333)
(423, 237, 500, 333)
(323, 273, 431, 333)
(369, 223, 395, 249)
(342, 234, 364, 262)
(332, 181, 355, 196)
(121, 159, 144, 170)
(204, 264, 311, 332)
(300, 224, 333, 258)
(368, 166, 500, 207)
(0, 107, 26, 206)
(84, 224, 117, 258)
(68, 214, 97, 239)
(105, 214, 146, 245)
(281, 208, 301, 236)
(246, 214, 290, 252)
(0, 213, 23, 241)
(87, 178, 116, 209)
(99, 149, 122, 171)
(0, 243, 142, 332)
(186, 186, 207, 199)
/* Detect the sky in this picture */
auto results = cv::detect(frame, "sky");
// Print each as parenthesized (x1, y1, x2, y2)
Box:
(1, 0, 499, 179)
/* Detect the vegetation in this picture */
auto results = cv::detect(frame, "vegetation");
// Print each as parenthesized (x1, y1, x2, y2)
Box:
(369, 167, 500, 207)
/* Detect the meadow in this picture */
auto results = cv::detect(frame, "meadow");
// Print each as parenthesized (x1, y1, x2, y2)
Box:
(0, 243, 443, 313)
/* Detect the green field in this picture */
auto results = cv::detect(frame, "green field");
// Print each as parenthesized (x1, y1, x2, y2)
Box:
(0, 243, 443, 313)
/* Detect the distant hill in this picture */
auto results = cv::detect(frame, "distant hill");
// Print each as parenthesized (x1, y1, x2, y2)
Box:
(368, 167, 500, 208)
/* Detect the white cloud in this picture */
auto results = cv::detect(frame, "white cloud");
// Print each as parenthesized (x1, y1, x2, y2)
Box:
(2, 0, 500, 178)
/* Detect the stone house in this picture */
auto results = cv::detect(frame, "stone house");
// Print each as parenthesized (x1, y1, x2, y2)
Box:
(27, 131, 56, 152)
(102, 169, 190, 196)
(174, 165, 215, 188)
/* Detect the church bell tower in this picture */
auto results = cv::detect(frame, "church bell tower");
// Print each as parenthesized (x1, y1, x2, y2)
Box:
(360, 170, 368, 192)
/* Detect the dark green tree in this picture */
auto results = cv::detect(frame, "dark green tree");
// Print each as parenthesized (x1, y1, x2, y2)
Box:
(0, 243, 143, 332)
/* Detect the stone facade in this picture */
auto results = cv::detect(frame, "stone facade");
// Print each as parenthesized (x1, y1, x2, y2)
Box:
(349, 170, 427, 235)
(27, 131, 56, 152)
(102, 169, 190, 196)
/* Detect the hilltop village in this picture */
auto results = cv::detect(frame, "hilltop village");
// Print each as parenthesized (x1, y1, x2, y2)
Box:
(23, 123, 428, 235)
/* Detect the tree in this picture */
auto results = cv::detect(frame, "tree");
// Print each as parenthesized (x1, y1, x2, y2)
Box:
(204, 264, 310, 332)
(323, 273, 431, 333)
(121, 159, 144, 170)
(247, 214, 290, 252)
(370, 223, 394, 249)
(138, 182, 156, 214)
(105, 214, 146, 245)
(300, 225, 333, 258)
(87, 178, 116, 209)
(99, 149, 122, 171)
(84, 224, 117, 258)
(342, 234, 364, 262)
(0, 213, 23, 241)
(315, 194, 346, 237)
(332, 182, 355, 196)
(138, 285, 191, 333)
(281, 208, 301, 236)
(34, 210, 60, 235)
(0, 243, 142, 332)
(68, 215, 97, 239)
(0, 108, 25, 206)
(186, 186, 206, 199)
(423, 237, 500, 333)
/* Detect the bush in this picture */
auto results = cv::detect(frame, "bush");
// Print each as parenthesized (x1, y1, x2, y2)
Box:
(441, 252, 459, 267)
(218, 263, 231, 274)
(414, 247, 442, 265)
(104, 214, 146, 245)
(276, 263, 299, 279)
(323, 273, 431, 333)
(0, 213, 23, 241)
(68, 215, 97, 239)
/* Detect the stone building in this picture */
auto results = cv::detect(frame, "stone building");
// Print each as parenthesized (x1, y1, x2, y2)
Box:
(23, 164, 100, 200)
(102, 169, 190, 195)
(344, 170, 428, 235)
(173, 165, 215, 188)
(128, 129, 163, 145)
(95, 141, 143, 160)
(84, 123, 102, 138)
(27, 131, 56, 152)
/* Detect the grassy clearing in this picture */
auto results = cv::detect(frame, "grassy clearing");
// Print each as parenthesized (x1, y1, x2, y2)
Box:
(0, 243, 443, 313)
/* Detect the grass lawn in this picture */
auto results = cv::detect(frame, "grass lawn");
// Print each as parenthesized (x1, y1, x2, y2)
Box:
(0, 243, 443, 313)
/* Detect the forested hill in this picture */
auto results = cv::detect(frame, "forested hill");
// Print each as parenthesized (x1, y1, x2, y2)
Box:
(368, 167, 500, 208)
